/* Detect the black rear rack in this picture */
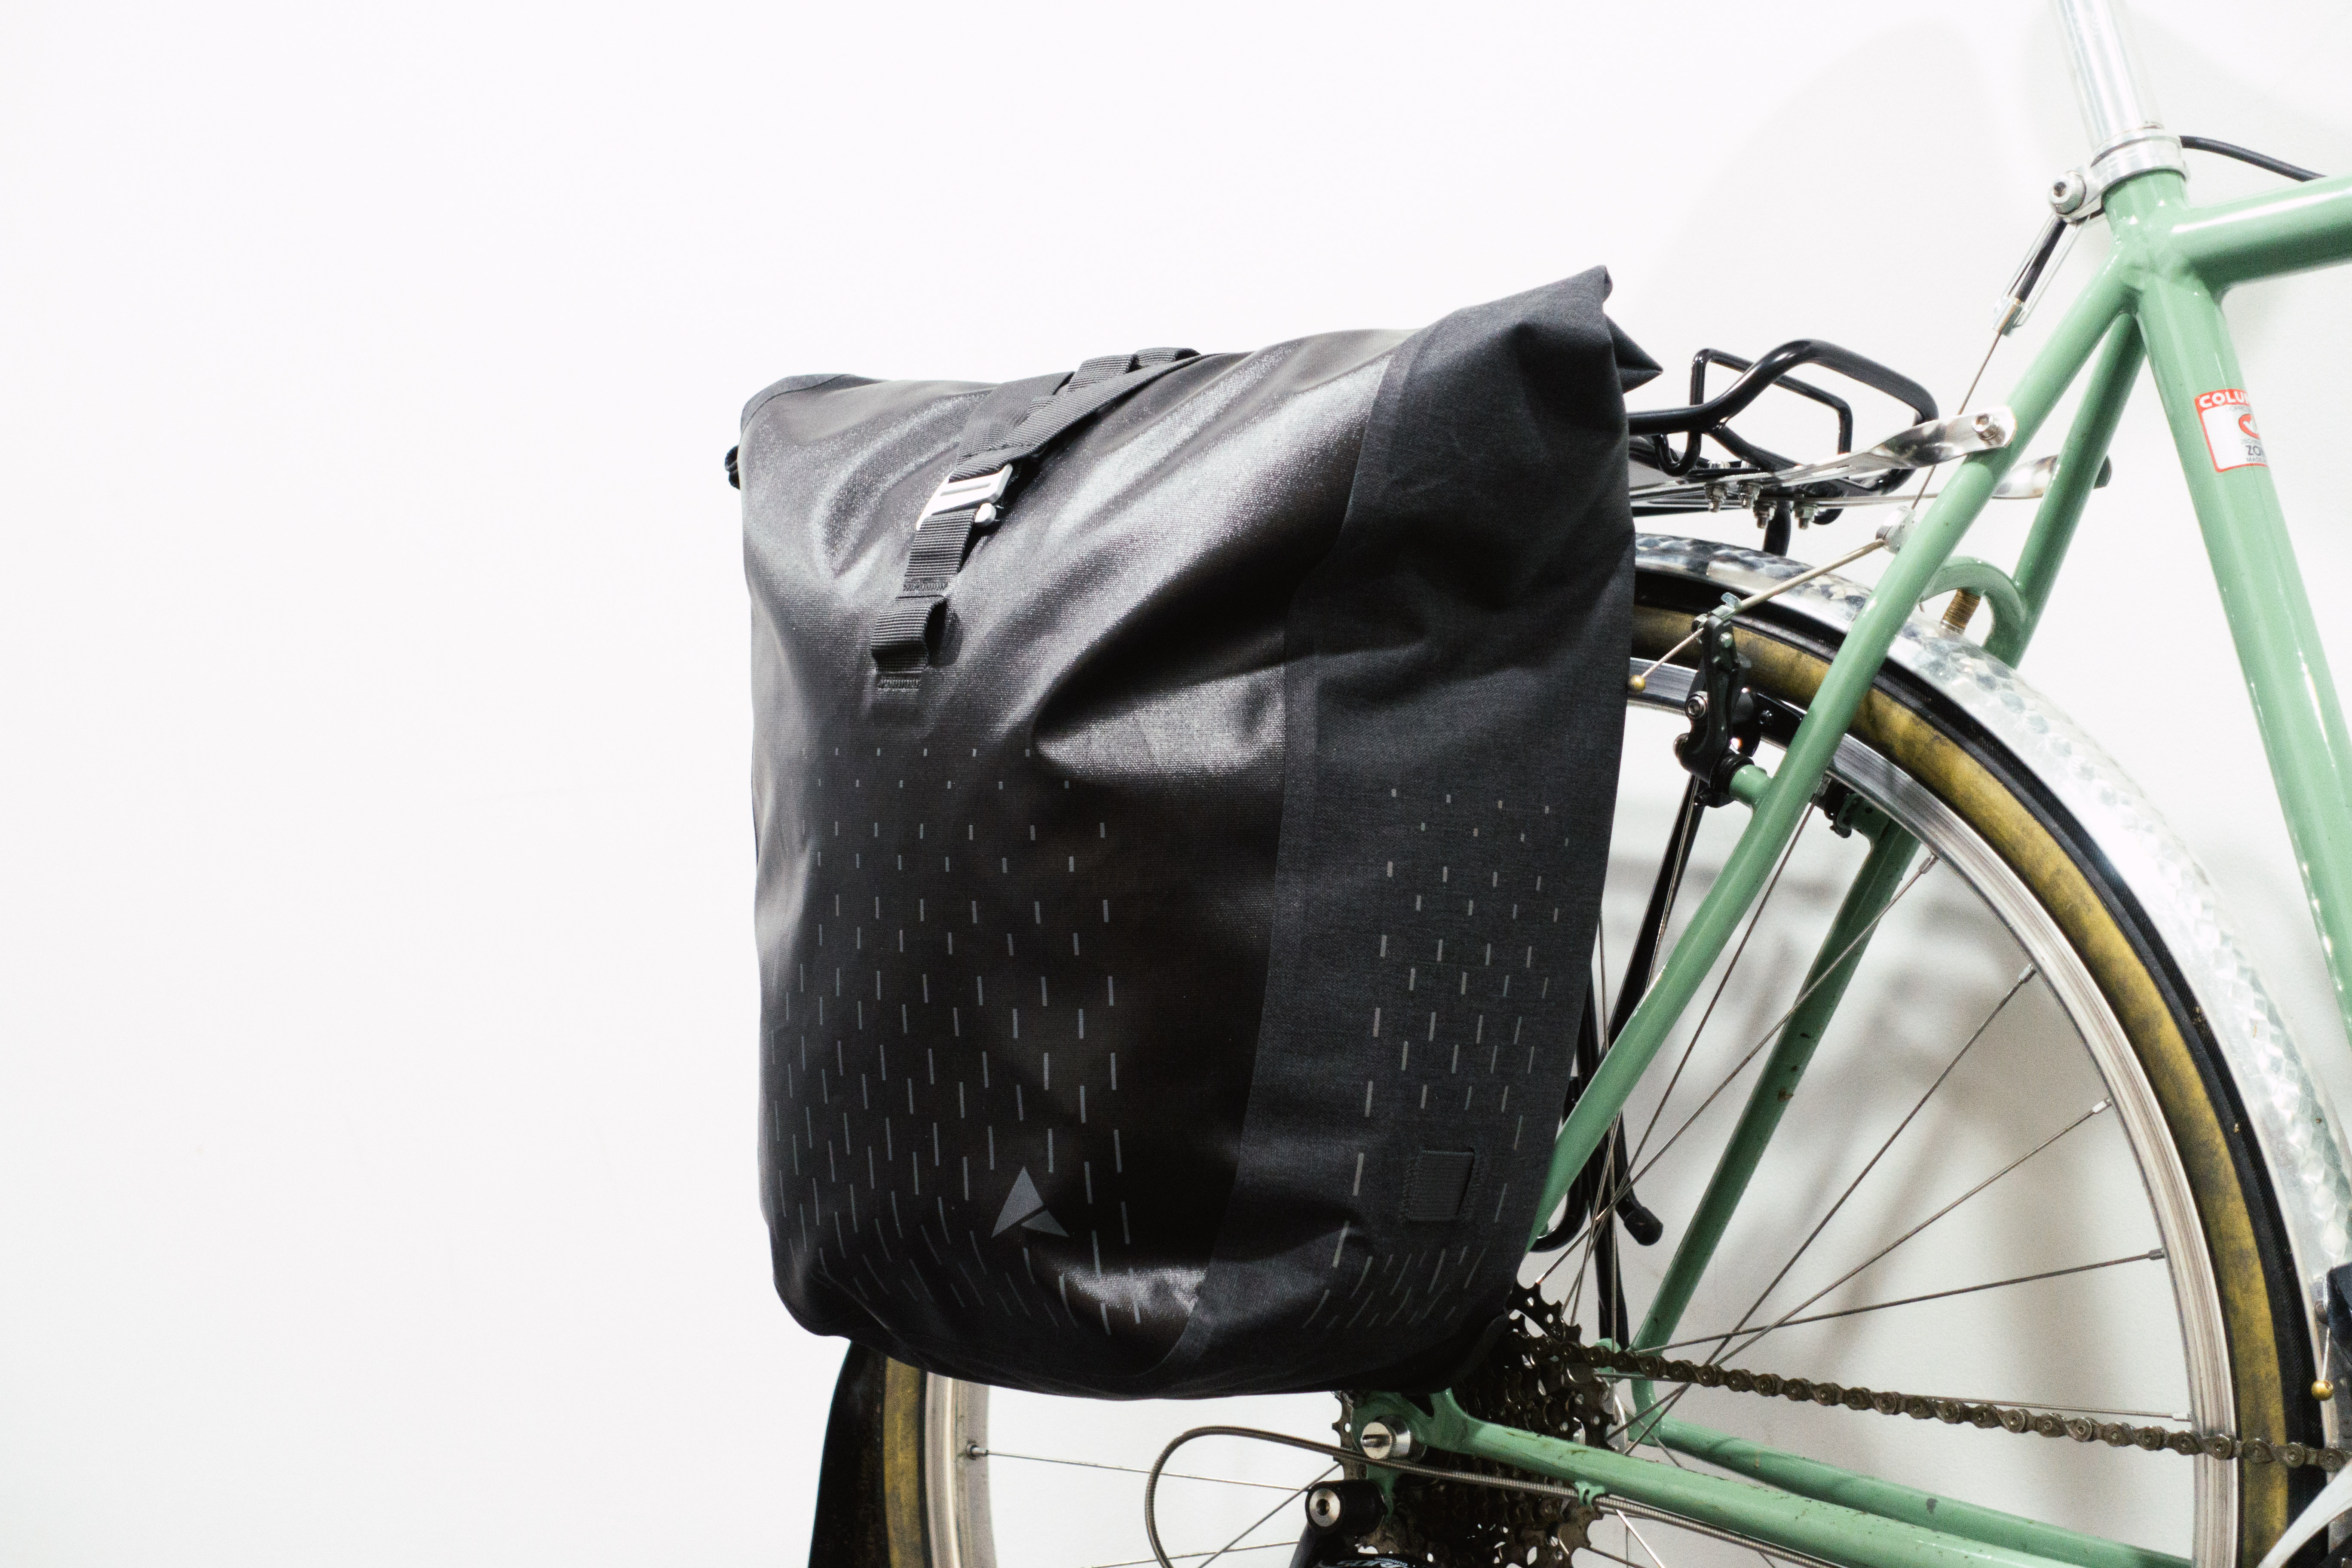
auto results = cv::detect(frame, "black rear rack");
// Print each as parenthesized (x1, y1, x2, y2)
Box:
(1628, 338, 1937, 551)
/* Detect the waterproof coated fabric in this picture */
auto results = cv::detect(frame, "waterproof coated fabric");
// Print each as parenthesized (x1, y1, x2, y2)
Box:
(741, 270, 1658, 1398)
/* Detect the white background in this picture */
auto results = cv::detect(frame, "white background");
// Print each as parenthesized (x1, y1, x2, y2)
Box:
(5, 2, 2351, 1562)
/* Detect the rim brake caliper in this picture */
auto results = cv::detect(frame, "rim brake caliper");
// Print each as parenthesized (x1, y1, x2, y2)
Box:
(1672, 600, 1762, 808)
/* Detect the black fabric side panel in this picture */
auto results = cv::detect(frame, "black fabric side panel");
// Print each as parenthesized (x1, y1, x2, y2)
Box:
(1160, 268, 1639, 1396)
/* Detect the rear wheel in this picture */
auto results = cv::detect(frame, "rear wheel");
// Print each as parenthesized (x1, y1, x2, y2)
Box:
(811, 541, 2331, 1568)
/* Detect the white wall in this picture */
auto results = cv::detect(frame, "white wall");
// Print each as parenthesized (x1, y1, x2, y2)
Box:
(3, 1, 2348, 1562)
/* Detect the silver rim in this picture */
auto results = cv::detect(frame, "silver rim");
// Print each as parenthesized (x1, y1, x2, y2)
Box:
(925, 1374, 992, 1568)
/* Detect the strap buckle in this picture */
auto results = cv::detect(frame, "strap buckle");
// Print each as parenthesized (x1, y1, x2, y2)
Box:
(919, 465, 1012, 525)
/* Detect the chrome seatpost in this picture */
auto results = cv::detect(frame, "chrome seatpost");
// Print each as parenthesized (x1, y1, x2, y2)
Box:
(2050, 0, 2186, 187)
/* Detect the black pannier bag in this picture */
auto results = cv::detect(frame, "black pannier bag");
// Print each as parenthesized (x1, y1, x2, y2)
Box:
(740, 269, 1658, 1398)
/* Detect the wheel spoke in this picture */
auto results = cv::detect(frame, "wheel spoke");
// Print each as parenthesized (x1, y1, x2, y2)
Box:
(1537, 853, 1942, 1280)
(1624, 811, 1814, 1173)
(1564, 1121, 1624, 1322)
(1605, 1504, 1831, 1568)
(1623, 853, 1945, 1206)
(1635, 1443, 1786, 1568)
(1619, 1509, 1673, 1568)
(1612, 1096, 2116, 1447)
(1578, 1545, 1651, 1568)
(1653, 1247, 2166, 1351)
(1716, 1096, 2115, 1366)
(1532, 778, 1717, 1271)
(977, 1448, 1313, 1492)
(1187, 1466, 1334, 1568)
(1602, 812, 1813, 1260)
(1696, 964, 2039, 1354)
(1081, 1546, 1297, 1568)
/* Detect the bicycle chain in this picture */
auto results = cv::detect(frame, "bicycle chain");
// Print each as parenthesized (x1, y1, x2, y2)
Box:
(1363, 1289, 2344, 1568)
(1488, 1287, 2347, 1470)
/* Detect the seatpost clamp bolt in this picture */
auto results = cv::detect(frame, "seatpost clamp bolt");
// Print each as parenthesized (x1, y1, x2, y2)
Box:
(2050, 169, 2089, 214)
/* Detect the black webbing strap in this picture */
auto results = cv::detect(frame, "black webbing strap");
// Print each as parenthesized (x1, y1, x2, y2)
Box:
(870, 348, 1196, 677)
(947, 345, 1198, 480)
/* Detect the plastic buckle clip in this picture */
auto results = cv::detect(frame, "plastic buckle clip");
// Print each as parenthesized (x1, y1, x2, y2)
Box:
(919, 465, 1012, 525)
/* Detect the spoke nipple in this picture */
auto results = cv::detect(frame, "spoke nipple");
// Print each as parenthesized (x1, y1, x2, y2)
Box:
(1628, 674, 1647, 693)
(2091, 1099, 2112, 1114)
(2316, 1380, 2336, 1400)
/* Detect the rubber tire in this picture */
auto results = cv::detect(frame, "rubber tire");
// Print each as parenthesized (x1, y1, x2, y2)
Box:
(1638, 577, 2322, 1563)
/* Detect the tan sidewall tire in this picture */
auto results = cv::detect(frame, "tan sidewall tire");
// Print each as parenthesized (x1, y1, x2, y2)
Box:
(1638, 601, 2306, 1561)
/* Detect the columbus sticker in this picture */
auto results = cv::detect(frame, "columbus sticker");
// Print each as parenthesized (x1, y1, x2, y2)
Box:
(2196, 388, 2267, 472)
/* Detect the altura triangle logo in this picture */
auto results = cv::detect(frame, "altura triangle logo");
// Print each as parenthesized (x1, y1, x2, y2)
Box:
(990, 1167, 1068, 1238)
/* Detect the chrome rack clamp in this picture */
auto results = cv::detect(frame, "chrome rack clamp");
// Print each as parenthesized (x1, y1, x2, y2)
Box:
(1764, 406, 2016, 490)
(1629, 408, 2015, 511)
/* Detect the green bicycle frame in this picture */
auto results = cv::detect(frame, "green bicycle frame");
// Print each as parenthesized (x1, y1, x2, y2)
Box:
(1540, 163, 2352, 1253)
(1357, 89, 2352, 1568)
